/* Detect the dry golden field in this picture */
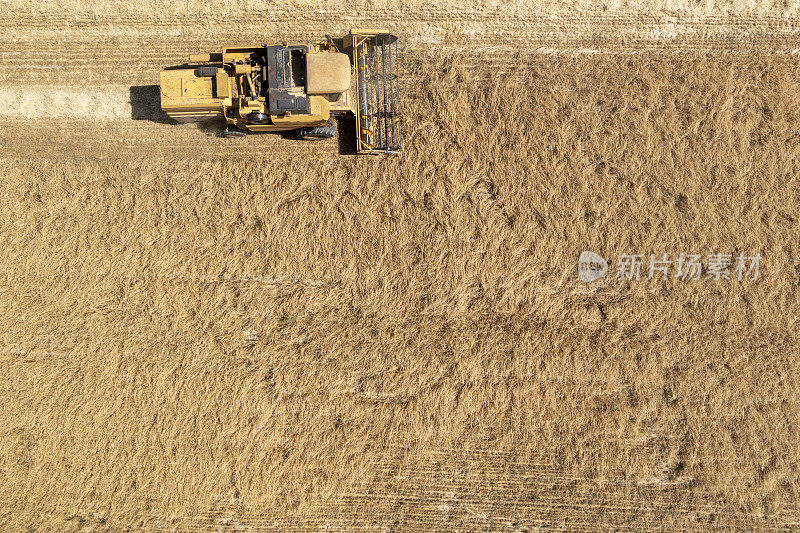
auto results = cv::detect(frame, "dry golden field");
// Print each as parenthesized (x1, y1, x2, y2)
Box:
(2, 1, 800, 530)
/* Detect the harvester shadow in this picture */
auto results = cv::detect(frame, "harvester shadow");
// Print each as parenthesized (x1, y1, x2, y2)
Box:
(129, 85, 176, 125)
(195, 121, 297, 142)
(130, 84, 357, 155)
(335, 116, 358, 156)
(196, 116, 358, 155)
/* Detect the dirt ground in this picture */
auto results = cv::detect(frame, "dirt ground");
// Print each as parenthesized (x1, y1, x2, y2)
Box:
(1, 1, 800, 531)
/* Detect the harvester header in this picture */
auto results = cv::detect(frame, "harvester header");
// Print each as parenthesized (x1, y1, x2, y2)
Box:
(348, 31, 401, 154)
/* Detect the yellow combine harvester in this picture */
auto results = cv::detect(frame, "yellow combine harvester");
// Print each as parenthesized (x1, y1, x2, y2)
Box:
(160, 29, 401, 154)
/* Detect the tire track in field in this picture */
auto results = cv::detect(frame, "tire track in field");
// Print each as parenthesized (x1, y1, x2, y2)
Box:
(2, 9, 800, 84)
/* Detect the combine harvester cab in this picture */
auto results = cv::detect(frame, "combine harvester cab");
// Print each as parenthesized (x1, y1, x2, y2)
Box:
(159, 29, 401, 155)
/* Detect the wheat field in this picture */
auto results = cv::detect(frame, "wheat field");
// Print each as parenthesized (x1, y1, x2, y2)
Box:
(1, 2, 800, 531)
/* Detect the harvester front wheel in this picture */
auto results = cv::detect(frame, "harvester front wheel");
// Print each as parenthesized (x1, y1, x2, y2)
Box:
(297, 121, 336, 141)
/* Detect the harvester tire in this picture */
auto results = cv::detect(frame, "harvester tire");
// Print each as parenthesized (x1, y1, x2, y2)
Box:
(247, 112, 271, 125)
(297, 121, 336, 140)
